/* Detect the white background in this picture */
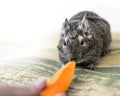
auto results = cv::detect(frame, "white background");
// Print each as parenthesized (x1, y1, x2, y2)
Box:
(0, 0, 120, 44)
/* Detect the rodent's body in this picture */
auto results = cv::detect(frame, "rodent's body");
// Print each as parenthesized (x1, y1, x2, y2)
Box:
(57, 11, 112, 70)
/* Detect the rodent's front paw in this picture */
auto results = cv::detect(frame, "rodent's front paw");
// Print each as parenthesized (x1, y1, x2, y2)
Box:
(86, 64, 95, 70)
(101, 50, 108, 57)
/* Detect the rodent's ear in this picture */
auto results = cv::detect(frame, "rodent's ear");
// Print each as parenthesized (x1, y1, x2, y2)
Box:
(81, 14, 87, 24)
(62, 18, 70, 30)
(61, 18, 70, 36)
(65, 18, 69, 25)
(77, 14, 89, 30)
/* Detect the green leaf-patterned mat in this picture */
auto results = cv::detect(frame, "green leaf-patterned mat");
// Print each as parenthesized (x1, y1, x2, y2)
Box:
(0, 34, 120, 96)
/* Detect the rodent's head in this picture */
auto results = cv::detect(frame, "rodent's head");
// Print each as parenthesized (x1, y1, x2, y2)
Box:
(59, 15, 93, 63)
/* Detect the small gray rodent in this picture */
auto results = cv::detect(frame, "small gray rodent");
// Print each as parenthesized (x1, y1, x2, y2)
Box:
(57, 11, 112, 70)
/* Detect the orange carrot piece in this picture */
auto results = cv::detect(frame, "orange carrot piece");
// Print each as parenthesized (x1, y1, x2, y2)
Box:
(40, 61, 76, 96)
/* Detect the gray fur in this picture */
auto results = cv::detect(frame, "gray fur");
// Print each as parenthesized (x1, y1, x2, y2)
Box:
(57, 11, 112, 70)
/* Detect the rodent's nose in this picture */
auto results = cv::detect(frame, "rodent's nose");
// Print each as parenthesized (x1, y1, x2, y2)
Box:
(71, 57, 77, 61)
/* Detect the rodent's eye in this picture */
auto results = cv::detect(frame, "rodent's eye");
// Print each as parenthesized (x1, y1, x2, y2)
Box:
(63, 42, 67, 46)
(80, 40, 86, 46)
